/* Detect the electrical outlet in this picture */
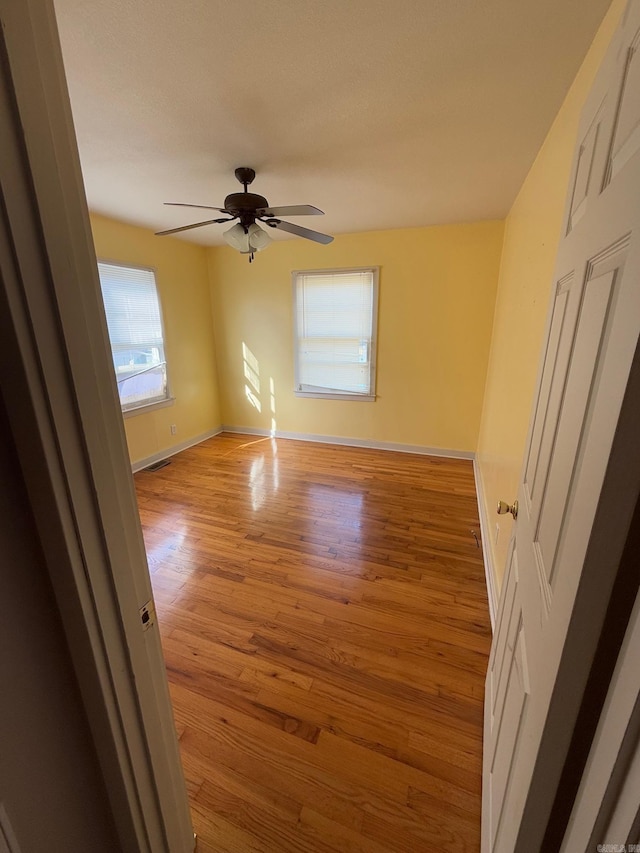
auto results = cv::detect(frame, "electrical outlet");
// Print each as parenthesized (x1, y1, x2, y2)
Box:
(170, 424, 177, 436)
(495, 523, 500, 545)
(139, 600, 156, 633)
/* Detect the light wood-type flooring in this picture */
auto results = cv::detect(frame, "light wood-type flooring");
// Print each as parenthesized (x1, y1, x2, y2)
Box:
(135, 433, 491, 852)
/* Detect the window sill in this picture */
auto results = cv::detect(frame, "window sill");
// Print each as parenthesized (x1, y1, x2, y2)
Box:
(294, 390, 376, 402)
(122, 397, 175, 418)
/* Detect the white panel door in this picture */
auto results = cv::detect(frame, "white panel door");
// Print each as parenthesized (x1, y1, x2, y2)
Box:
(482, 2, 640, 850)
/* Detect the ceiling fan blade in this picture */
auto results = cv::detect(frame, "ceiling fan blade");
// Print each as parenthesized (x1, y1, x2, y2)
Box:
(164, 202, 227, 212)
(256, 205, 324, 217)
(155, 217, 233, 236)
(266, 219, 333, 244)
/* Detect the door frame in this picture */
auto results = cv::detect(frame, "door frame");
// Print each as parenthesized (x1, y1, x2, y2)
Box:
(559, 490, 640, 847)
(0, 2, 193, 851)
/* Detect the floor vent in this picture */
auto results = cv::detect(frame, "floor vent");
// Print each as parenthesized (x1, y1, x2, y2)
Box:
(144, 459, 171, 472)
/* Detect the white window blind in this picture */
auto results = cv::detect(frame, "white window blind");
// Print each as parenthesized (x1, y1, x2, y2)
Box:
(97, 262, 169, 412)
(294, 268, 378, 399)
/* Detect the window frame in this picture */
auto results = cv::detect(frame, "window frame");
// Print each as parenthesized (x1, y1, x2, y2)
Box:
(292, 266, 380, 402)
(97, 259, 174, 417)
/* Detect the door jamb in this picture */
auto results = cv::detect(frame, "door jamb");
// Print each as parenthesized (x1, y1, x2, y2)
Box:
(0, 2, 193, 850)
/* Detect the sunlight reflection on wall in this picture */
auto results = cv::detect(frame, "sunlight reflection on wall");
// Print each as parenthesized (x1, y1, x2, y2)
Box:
(243, 341, 262, 412)
(270, 376, 277, 436)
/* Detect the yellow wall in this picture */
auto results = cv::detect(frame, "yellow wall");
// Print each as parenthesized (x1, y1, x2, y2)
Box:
(208, 221, 504, 452)
(91, 214, 222, 465)
(476, 0, 626, 589)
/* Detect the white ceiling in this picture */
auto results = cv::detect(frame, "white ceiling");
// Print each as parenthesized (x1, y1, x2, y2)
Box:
(53, 0, 611, 246)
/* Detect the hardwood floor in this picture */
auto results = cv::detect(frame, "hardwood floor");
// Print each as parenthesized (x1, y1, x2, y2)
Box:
(135, 432, 491, 852)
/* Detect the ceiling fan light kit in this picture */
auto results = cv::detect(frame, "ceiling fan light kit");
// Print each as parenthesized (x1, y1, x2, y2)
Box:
(222, 221, 271, 254)
(246, 222, 271, 251)
(156, 167, 333, 261)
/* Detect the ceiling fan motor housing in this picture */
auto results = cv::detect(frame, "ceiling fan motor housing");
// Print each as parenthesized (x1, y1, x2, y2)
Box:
(223, 192, 269, 215)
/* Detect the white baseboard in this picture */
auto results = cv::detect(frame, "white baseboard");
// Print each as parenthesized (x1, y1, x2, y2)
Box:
(130, 426, 223, 473)
(220, 425, 475, 460)
(473, 458, 498, 631)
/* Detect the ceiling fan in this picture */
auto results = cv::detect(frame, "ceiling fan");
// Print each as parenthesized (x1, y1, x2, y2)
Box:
(155, 167, 333, 261)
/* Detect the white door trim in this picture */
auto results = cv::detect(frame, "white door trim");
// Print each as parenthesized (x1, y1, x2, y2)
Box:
(0, 2, 193, 851)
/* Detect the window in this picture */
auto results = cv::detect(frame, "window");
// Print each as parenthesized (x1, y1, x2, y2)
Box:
(97, 261, 170, 413)
(293, 267, 379, 400)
